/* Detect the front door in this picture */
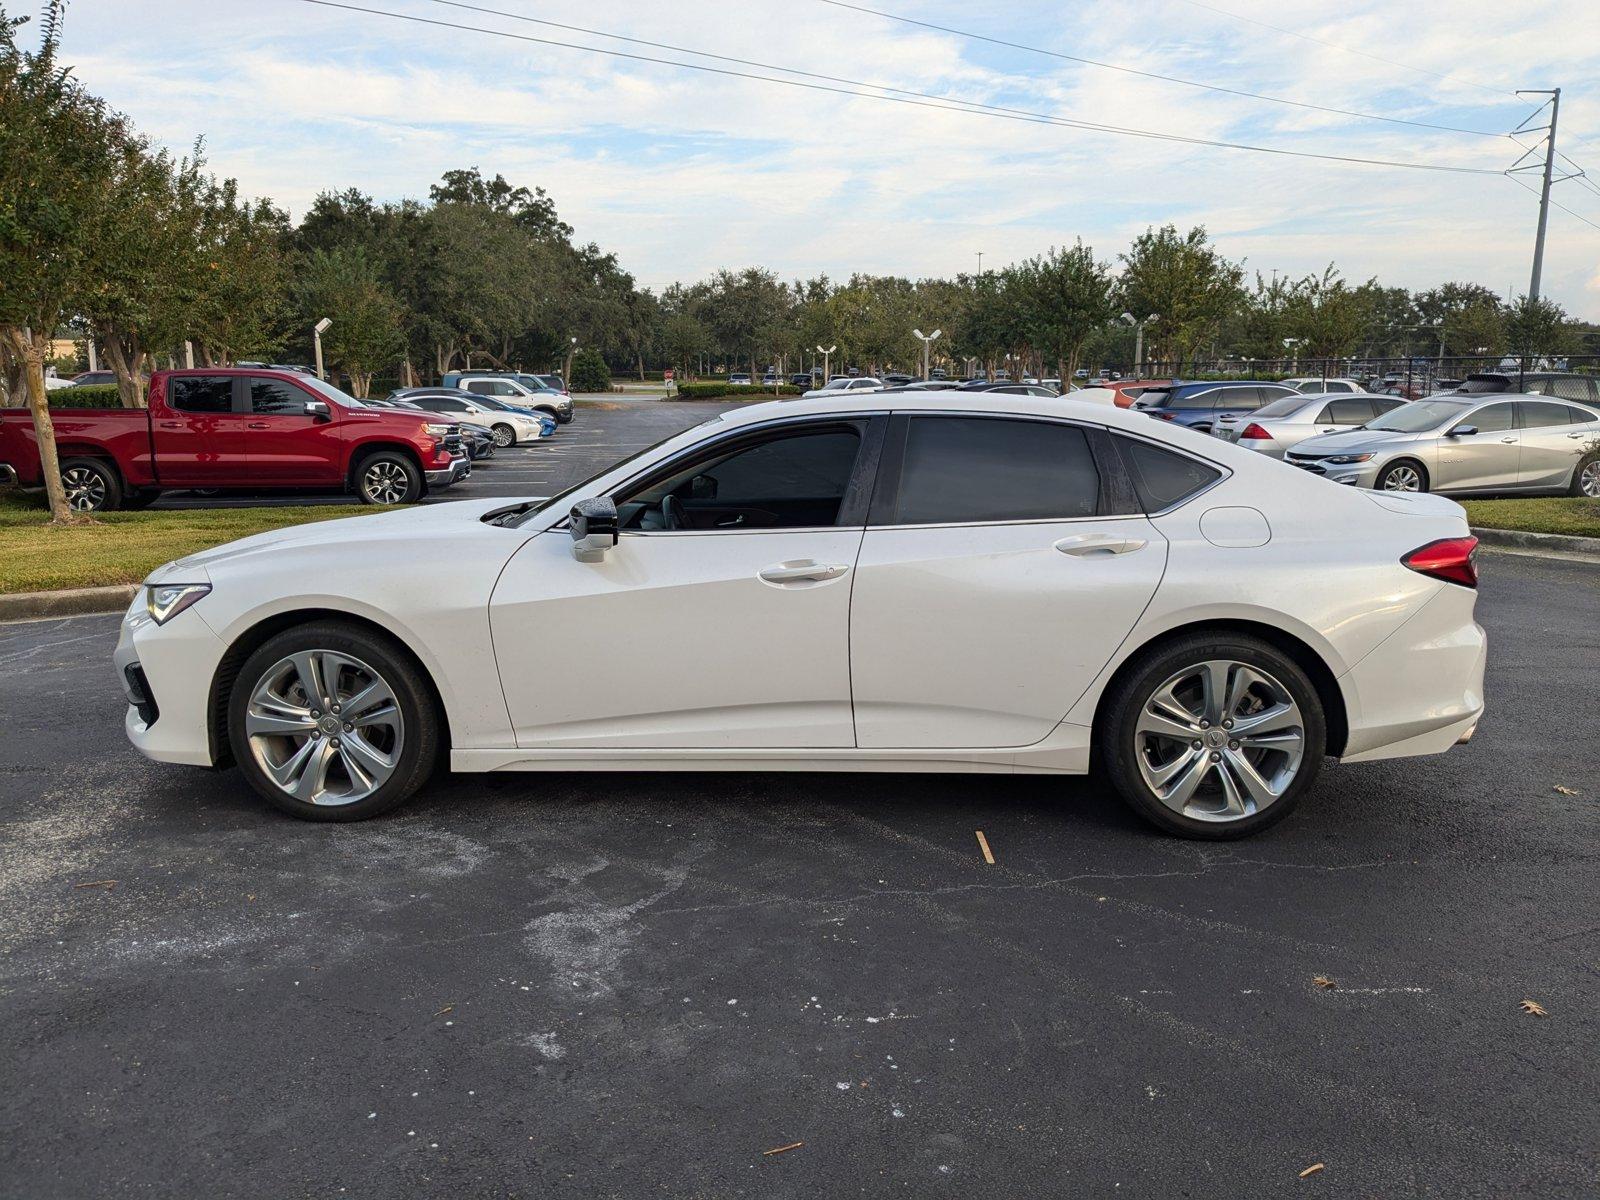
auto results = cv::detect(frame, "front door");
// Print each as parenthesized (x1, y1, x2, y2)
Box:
(243, 376, 344, 484)
(151, 374, 247, 486)
(849, 414, 1167, 748)
(489, 418, 876, 749)
(1435, 401, 1520, 491)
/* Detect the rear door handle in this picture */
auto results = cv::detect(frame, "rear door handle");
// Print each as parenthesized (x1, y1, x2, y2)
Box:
(758, 560, 850, 584)
(247, 421, 269, 429)
(1054, 534, 1147, 557)
(1568, 432, 1586, 439)
(1501, 437, 1517, 444)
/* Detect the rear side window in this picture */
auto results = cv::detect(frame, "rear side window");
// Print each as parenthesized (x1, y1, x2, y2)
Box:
(1254, 395, 1309, 419)
(1325, 397, 1375, 424)
(1519, 401, 1580, 429)
(1116, 436, 1223, 512)
(169, 376, 234, 413)
(1166, 388, 1217, 410)
(1373, 397, 1406, 415)
(885, 417, 1099, 525)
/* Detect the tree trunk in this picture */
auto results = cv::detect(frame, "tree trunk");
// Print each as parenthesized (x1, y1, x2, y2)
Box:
(2, 326, 73, 523)
(350, 371, 372, 399)
(400, 357, 417, 389)
(100, 329, 148, 408)
(636, 352, 645, 382)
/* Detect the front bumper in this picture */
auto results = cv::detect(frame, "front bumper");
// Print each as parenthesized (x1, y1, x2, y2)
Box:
(425, 454, 472, 487)
(1285, 455, 1381, 487)
(115, 590, 227, 767)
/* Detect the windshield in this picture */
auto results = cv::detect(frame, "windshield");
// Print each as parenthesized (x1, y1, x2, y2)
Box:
(301, 375, 368, 408)
(1364, 399, 1468, 432)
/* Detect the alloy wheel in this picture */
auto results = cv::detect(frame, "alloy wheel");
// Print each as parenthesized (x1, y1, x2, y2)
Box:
(362, 461, 409, 504)
(245, 650, 404, 806)
(1133, 659, 1306, 823)
(61, 466, 106, 511)
(491, 425, 513, 448)
(1581, 460, 1600, 498)
(1381, 465, 1421, 491)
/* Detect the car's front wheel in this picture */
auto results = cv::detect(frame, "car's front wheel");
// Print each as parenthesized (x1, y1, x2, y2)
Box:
(1098, 634, 1326, 839)
(1376, 459, 1427, 492)
(490, 423, 516, 448)
(355, 452, 422, 505)
(228, 621, 439, 821)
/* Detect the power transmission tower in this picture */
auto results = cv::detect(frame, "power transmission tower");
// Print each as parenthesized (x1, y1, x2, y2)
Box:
(1509, 89, 1565, 302)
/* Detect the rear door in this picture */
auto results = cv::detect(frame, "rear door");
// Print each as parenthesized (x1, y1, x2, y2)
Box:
(243, 375, 343, 484)
(849, 414, 1167, 749)
(1516, 400, 1600, 488)
(150, 375, 246, 485)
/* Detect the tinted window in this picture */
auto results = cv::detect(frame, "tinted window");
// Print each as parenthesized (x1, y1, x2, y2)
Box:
(1518, 401, 1580, 429)
(1117, 437, 1222, 512)
(1326, 397, 1375, 424)
(1166, 388, 1218, 410)
(1464, 403, 1516, 433)
(169, 376, 233, 414)
(1568, 405, 1600, 424)
(1373, 397, 1407, 415)
(249, 379, 309, 415)
(1528, 376, 1596, 401)
(887, 417, 1098, 525)
(1254, 395, 1311, 419)
(464, 380, 494, 394)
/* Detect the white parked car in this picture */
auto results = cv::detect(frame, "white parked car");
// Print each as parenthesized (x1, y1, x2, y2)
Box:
(398, 392, 546, 447)
(115, 392, 1487, 839)
(1280, 377, 1368, 395)
(802, 377, 883, 399)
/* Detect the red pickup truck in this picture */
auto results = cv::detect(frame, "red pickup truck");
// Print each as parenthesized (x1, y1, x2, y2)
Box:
(0, 368, 469, 511)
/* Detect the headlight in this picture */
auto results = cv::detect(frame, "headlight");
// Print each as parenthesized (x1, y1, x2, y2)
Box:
(146, 583, 211, 625)
(423, 423, 453, 437)
(1326, 453, 1374, 464)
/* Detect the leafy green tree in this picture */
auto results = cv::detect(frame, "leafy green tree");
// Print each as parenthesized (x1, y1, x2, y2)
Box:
(189, 178, 292, 365)
(293, 248, 405, 397)
(1117, 225, 1244, 370)
(1502, 293, 1578, 359)
(1015, 242, 1114, 384)
(568, 347, 611, 392)
(1285, 266, 1375, 359)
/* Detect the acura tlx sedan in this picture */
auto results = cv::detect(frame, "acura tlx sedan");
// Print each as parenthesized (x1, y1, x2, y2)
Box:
(115, 391, 1488, 839)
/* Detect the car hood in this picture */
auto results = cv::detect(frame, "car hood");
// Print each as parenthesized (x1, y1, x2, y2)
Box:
(1291, 428, 1424, 456)
(148, 498, 536, 582)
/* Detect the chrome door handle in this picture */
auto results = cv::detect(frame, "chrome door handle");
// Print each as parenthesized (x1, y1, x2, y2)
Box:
(1501, 437, 1517, 443)
(1568, 432, 1586, 439)
(1054, 534, 1147, 557)
(758, 560, 849, 584)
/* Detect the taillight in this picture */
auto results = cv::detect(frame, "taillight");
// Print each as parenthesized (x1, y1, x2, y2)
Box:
(1240, 422, 1271, 439)
(1152, 411, 1176, 420)
(1402, 537, 1479, 588)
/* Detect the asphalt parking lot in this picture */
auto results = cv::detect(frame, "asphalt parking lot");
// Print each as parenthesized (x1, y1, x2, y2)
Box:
(2, 545, 1596, 1196)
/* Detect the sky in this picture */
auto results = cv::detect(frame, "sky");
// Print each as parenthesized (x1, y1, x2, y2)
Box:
(46, 0, 1600, 317)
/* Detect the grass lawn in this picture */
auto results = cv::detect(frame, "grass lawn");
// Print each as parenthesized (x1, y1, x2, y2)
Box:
(1461, 497, 1600, 540)
(0, 492, 376, 595)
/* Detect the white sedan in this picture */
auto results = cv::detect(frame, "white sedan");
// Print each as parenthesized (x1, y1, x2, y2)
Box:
(115, 390, 1487, 839)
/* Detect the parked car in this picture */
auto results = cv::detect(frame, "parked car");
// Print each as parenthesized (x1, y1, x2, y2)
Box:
(802, 376, 883, 398)
(882, 373, 913, 386)
(0, 368, 467, 511)
(957, 382, 1061, 397)
(397, 388, 558, 439)
(1100, 379, 1173, 408)
(789, 374, 813, 387)
(1286, 394, 1600, 495)
(1449, 372, 1600, 402)
(442, 373, 574, 423)
(114, 389, 1487, 841)
(1279, 376, 1368, 395)
(1132, 382, 1300, 432)
(68, 370, 118, 387)
(531, 374, 568, 396)
(727, 373, 753, 386)
(1213, 392, 1409, 459)
(396, 390, 547, 447)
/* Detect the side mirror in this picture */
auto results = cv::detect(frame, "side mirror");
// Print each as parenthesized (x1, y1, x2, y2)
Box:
(1448, 425, 1477, 438)
(304, 400, 331, 422)
(570, 497, 619, 562)
(689, 474, 718, 501)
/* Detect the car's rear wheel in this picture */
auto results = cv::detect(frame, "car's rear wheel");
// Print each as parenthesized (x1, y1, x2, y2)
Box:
(1098, 634, 1326, 839)
(490, 423, 515, 448)
(355, 452, 421, 505)
(228, 622, 439, 821)
(59, 457, 121, 512)
(1571, 451, 1600, 498)
(1376, 460, 1427, 492)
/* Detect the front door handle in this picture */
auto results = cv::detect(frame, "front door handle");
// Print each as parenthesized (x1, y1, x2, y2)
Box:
(247, 421, 269, 429)
(758, 560, 850, 584)
(1054, 534, 1147, 557)
(1501, 437, 1517, 444)
(1568, 432, 1587, 439)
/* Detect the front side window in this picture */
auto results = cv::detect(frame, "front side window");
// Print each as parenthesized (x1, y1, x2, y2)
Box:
(250, 379, 309, 415)
(617, 425, 863, 531)
(169, 376, 234, 413)
(884, 417, 1099, 525)
(1463, 403, 1517, 433)
(1116, 436, 1223, 512)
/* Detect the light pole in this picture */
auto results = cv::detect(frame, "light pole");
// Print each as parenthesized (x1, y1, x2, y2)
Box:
(1282, 337, 1305, 373)
(313, 317, 332, 380)
(976, 251, 984, 275)
(563, 335, 578, 382)
(1121, 312, 1157, 377)
(817, 344, 836, 383)
(912, 328, 942, 380)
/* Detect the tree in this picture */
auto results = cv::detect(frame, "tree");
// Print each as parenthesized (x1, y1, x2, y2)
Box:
(1503, 293, 1579, 359)
(1116, 225, 1244, 370)
(293, 248, 405, 397)
(188, 179, 292, 365)
(568, 347, 611, 393)
(1016, 242, 1114, 384)
(1285, 266, 1375, 359)
(0, 1, 129, 521)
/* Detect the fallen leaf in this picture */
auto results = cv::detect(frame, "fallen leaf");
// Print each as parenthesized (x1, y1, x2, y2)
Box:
(763, 1141, 804, 1156)
(433, 1005, 454, 1017)
(1520, 999, 1548, 1017)
(72, 880, 117, 890)
(1299, 1163, 1326, 1178)
(975, 830, 995, 865)
(1553, 785, 1579, 796)
(1313, 976, 1337, 990)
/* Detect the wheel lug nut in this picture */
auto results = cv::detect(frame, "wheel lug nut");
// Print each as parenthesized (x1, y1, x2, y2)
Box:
(1192, 740, 1202, 749)
(331, 738, 341, 748)
(1229, 741, 1239, 750)
(311, 710, 321, 718)
(343, 723, 353, 732)
(1223, 719, 1233, 729)
(1199, 720, 1210, 729)
(332, 705, 341, 714)
(1210, 751, 1221, 761)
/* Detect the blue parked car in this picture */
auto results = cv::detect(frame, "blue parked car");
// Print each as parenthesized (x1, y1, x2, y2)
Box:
(1132, 381, 1300, 433)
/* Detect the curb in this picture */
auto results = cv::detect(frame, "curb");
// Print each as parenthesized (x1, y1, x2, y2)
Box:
(1472, 526, 1600, 563)
(0, 584, 137, 623)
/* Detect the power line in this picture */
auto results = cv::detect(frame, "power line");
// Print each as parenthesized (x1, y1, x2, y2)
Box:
(1507, 173, 1600, 233)
(814, 0, 1507, 138)
(297, 0, 1510, 177)
(1170, 0, 1516, 98)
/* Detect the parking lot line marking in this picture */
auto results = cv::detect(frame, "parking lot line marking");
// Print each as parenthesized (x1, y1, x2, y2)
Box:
(975, 830, 995, 865)
(762, 1142, 804, 1156)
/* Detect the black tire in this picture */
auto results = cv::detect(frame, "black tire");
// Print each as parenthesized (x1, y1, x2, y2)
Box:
(121, 489, 161, 510)
(1569, 449, 1600, 498)
(353, 451, 422, 505)
(556, 411, 573, 424)
(1097, 633, 1327, 840)
(228, 621, 439, 822)
(59, 457, 122, 513)
(1375, 459, 1428, 493)
(490, 423, 516, 448)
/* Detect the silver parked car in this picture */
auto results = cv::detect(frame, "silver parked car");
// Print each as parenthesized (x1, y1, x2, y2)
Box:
(1213, 392, 1409, 460)
(1286, 395, 1600, 495)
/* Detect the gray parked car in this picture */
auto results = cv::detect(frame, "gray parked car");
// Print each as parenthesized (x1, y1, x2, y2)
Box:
(1286, 395, 1600, 496)
(1213, 392, 1409, 460)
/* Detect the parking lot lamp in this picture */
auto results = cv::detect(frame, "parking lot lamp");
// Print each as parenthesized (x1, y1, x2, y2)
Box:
(913, 329, 942, 380)
(817, 344, 835, 382)
(1121, 312, 1157, 377)
(313, 317, 332, 380)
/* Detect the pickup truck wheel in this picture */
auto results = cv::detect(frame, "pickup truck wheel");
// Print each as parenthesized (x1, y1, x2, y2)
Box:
(59, 458, 121, 513)
(355, 452, 421, 505)
(490, 423, 515, 448)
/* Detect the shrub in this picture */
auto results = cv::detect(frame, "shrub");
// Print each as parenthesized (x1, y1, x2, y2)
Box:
(48, 383, 122, 407)
(675, 381, 804, 399)
(568, 349, 612, 393)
